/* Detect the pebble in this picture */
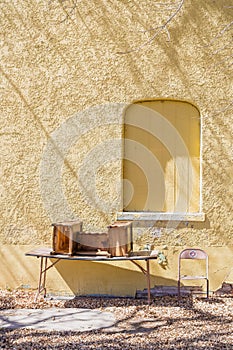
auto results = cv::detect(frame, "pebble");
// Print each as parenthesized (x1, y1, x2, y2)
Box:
(0, 290, 232, 349)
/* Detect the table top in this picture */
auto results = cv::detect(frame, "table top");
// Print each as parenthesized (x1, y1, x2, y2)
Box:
(25, 247, 158, 261)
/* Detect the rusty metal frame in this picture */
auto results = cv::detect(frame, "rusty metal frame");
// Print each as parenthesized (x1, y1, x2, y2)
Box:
(130, 259, 151, 304)
(27, 248, 156, 304)
(35, 257, 60, 302)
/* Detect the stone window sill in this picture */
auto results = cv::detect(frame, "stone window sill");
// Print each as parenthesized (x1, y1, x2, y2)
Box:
(117, 212, 205, 222)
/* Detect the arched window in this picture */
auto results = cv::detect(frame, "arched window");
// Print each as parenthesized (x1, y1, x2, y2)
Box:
(122, 99, 201, 215)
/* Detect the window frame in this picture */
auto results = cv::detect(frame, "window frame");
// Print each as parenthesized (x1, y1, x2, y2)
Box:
(117, 99, 205, 222)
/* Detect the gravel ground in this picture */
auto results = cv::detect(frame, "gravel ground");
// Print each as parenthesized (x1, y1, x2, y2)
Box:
(0, 290, 232, 349)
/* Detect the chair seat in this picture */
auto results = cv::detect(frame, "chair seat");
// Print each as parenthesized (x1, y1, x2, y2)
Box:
(180, 275, 207, 280)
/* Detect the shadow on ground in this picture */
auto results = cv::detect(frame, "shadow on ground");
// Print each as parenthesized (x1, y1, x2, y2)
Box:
(0, 295, 232, 349)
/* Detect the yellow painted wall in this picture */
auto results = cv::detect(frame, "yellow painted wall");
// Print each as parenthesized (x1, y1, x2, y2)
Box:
(0, 0, 232, 296)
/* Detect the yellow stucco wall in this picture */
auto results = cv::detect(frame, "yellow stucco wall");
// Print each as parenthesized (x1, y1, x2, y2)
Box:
(0, 0, 232, 296)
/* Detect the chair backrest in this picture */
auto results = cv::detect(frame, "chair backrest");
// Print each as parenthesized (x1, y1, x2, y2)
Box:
(178, 248, 208, 279)
(179, 248, 207, 260)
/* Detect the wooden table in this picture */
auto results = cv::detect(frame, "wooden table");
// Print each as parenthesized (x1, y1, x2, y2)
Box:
(26, 247, 158, 304)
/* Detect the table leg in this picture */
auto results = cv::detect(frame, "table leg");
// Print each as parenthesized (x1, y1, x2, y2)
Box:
(34, 257, 60, 302)
(131, 259, 153, 305)
(42, 257, 48, 298)
(146, 259, 151, 305)
(35, 257, 47, 302)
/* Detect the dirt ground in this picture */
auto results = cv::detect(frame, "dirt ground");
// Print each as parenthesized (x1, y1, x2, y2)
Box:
(0, 290, 232, 349)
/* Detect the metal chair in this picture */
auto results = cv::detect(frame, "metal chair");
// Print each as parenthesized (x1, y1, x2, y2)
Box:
(178, 248, 209, 298)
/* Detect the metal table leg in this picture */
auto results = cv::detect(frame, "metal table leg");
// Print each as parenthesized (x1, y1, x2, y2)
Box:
(146, 259, 151, 304)
(35, 256, 60, 302)
(131, 259, 152, 305)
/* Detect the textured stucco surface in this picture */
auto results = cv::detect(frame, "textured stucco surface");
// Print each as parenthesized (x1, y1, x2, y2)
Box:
(0, 0, 232, 294)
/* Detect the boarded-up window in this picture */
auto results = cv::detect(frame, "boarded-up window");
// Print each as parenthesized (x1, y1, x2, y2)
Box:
(123, 100, 200, 213)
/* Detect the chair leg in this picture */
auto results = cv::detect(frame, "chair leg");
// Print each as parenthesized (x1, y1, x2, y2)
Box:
(178, 280, 181, 298)
(206, 279, 209, 299)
